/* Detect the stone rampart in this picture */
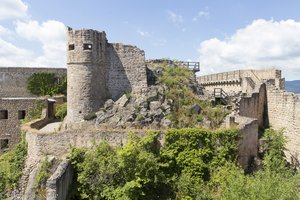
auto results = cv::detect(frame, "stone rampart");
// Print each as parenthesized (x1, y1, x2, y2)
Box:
(197, 69, 283, 94)
(0, 67, 66, 97)
(267, 86, 300, 163)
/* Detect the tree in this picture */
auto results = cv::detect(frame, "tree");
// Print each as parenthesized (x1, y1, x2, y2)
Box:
(26, 73, 67, 96)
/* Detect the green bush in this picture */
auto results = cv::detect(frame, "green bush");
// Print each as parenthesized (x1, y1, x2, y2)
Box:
(27, 73, 67, 96)
(0, 132, 27, 198)
(55, 103, 67, 120)
(69, 128, 239, 199)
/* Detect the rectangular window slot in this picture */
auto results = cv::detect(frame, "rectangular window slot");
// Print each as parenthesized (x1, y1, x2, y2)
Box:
(18, 110, 26, 120)
(83, 43, 92, 50)
(68, 44, 75, 51)
(0, 110, 8, 119)
(0, 139, 9, 150)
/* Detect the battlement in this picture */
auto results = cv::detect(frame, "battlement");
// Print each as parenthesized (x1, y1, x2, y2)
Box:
(197, 69, 284, 94)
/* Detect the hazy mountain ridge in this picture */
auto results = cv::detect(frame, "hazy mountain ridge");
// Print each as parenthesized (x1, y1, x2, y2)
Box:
(285, 80, 300, 93)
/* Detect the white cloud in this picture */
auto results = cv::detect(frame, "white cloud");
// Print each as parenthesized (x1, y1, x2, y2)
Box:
(198, 19, 300, 80)
(167, 10, 184, 26)
(137, 29, 150, 37)
(0, 0, 28, 20)
(15, 20, 66, 67)
(193, 7, 210, 22)
(0, 25, 12, 36)
(0, 38, 33, 66)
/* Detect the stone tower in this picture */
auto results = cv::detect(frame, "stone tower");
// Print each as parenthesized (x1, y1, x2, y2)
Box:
(66, 27, 108, 124)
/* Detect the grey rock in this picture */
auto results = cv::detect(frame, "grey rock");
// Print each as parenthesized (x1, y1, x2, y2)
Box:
(104, 99, 114, 110)
(147, 87, 158, 102)
(115, 94, 129, 107)
(161, 118, 172, 128)
(190, 104, 202, 114)
(149, 101, 161, 111)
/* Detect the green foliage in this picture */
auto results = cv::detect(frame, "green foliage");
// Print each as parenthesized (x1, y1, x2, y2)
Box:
(161, 128, 239, 199)
(23, 99, 46, 123)
(262, 128, 290, 173)
(211, 162, 300, 200)
(70, 131, 170, 200)
(26, 72, 67, 96)
(55, 103, 67, 120)
(35, 157, 52, 188)
(70, 128, 240, 199)
(210, 128, 300, 200)
(0, 132, 28, 198)
(83, 112, 97, 121)
(35, 157, 52, 200)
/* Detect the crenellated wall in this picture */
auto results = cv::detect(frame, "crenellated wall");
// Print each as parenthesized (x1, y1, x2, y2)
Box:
(197, 69, 284, 95)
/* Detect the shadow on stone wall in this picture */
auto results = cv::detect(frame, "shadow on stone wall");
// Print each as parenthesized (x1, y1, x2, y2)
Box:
(106, 44, 132, 101)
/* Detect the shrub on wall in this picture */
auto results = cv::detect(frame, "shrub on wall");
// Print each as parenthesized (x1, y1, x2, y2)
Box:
(26, 73, 67, 96)
(55, 103, 67, 120)
(0, 132, 28, 198)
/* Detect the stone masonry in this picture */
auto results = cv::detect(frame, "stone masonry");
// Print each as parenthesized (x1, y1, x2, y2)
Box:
(198, 69, 300, 166)
(66, 28, 147, 126)
(197, 69, 284, 95)
(0, 98, 36, 152)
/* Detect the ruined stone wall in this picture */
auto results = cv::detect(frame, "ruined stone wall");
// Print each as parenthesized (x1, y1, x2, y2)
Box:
(0, 98, 37, 151)
(239, 84, 268, 130)
(46, 159, 73, 200)
(267, 86, 300, 163)
(106, 43, 147, 100)
(67, 29, 108, 124)
(236, 116, 258, 169)
(0, 67, 66, 97)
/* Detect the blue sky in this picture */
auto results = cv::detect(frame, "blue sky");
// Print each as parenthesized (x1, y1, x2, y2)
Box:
(1, 0, 300, 80)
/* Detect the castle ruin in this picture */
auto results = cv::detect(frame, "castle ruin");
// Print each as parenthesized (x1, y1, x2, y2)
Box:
(66, 28, 147, 125)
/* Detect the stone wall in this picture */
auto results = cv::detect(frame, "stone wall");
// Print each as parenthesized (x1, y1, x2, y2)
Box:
(239, 84, 268, 130)
(66, 28, 148, 126)
(0, 67, 66, 97)
(0, 98, 37, 151)
(267, 86, 300, 163)
(46, 159, 73, 200)
(106, 43, 147, 100)
(236, 116, 259, 169)
(197, 69, 284, 94)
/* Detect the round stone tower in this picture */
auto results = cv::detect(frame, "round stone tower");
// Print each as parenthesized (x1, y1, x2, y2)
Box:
(66, 27, 108, 125)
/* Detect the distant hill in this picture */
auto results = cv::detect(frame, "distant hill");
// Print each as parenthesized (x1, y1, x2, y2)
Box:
(285, 80, 300, 94)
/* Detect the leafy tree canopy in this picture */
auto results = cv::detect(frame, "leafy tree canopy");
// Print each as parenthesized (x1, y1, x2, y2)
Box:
(26, 72, 66, 96)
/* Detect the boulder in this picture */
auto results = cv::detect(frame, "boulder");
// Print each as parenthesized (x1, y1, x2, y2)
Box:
(104, 99, 114, 110)
(115, 94, 129, 107)
(190, 104, 202, 114)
